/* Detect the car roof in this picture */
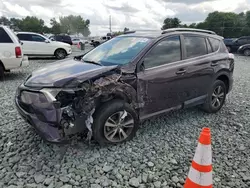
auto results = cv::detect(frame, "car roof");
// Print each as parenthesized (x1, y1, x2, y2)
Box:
(118, 29, 223, 40)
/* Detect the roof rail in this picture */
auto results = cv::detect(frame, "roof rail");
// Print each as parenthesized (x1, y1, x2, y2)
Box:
(123, 30, 161, 34)
(162, 28, 216, 35)
(124, 30, 136, 34)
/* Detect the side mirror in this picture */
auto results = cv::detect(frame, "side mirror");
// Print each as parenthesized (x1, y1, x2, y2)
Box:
(45, 40, 50, 43)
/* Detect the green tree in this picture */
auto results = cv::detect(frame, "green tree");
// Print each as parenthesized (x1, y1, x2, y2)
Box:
(18, 16, 45, 32)
(0, 16, 11, 26)
(161, 17, 181, 30)
(50, 18, 61, 34)
(59, 15, 90, 36)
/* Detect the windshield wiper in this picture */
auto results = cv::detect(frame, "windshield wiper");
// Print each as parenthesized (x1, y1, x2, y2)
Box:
(82, 60, 102, 66)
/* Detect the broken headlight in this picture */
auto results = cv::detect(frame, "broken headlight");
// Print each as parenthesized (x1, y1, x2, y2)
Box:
(20, 90, 53, 109)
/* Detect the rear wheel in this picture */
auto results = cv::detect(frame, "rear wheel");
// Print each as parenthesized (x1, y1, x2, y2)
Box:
(55, 49, 67, 59)
(201, 80, 226, 113)
(243, 49, 250, 56)
(93, 99, 139, 145)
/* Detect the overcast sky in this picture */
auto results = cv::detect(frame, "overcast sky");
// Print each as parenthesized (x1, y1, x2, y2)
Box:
(1, 0, 250, 36)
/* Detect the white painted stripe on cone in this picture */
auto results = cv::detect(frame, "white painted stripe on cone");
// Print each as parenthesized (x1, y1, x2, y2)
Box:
(188, 166, 212, 186)
(193, 143, 212, 166)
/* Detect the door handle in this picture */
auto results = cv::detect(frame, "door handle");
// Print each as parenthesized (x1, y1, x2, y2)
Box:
(176, 69, 186, 75)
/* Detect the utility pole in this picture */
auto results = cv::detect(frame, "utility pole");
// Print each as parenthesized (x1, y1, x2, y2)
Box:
(109, 15, 112, 33)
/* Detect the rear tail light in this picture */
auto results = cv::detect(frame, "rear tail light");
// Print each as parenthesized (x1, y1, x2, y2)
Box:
(15, 47, 22, 58)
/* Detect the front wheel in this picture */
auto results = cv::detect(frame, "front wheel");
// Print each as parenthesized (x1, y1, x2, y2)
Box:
(93, 99, 139, 145)
(243, 49, 250, 56)
(55, 49, 67, 59)
(201, 80, 227, 113)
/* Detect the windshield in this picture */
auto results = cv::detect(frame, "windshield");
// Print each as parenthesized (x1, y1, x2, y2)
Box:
(82, 36, 151, 66)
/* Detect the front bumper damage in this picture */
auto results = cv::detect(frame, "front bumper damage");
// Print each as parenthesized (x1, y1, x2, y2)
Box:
(15, 71, 138, 143)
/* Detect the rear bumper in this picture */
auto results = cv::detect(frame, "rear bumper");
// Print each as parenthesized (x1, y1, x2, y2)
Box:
(21, 56, 29, 67)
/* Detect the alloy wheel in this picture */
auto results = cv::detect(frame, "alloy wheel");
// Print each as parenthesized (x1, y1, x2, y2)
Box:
(104, 110, 134, 143)
(211, 85, 225, 108)
(56, 50, 66, 59)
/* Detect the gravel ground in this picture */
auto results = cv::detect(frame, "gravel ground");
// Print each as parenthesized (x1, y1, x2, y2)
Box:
(0, 54, 250, 188)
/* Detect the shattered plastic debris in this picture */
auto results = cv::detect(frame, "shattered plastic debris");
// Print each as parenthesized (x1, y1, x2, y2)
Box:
(85, 108, 95, 142)
(93, 73, 121, 87)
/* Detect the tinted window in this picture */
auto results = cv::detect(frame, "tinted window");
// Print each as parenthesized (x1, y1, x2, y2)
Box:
(63, 36, 71, 41)
(55, 36, 62, 40)
(144, 36, 181, 69)
(17, 34, 31, 41)
(206, 38, 212, 53)
(31, 35, 45, 42)
(209, 38, 220, 52)
(238, 38, 248, 45)
(184, 36, 207, 58)
(0, 28, 13, 43)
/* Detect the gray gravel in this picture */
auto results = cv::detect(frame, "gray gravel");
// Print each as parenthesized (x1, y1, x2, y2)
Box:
(0, 54, 250, 188)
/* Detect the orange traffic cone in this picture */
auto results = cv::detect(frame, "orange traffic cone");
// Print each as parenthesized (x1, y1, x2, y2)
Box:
(184, 127, 212, 188)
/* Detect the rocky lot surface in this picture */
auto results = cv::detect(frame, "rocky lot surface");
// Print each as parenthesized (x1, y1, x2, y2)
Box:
(0, 54, 250, 188)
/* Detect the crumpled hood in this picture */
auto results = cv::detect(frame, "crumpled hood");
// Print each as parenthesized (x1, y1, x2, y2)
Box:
(25, 59, 118, 87)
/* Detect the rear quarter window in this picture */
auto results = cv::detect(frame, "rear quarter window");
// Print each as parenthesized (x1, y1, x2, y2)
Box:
(0, 27, 13, 43)
(209, 38, 220, 52)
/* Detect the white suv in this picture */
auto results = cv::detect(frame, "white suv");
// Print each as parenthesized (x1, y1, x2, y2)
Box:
(0, 26, 29, 79)
(16, 32, 72, 59)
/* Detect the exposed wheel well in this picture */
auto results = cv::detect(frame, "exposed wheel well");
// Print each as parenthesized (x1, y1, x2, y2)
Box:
(217, 75, 229, 93)
(94, 93, 131, 114)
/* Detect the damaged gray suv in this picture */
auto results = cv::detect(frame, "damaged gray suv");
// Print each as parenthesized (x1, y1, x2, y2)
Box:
(15, 28, 234, 144)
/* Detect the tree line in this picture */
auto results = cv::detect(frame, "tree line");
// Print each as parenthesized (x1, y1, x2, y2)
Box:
(162, 11, 250, 38)
(0, 15, 90, 37)
(1, 10, 250, 38)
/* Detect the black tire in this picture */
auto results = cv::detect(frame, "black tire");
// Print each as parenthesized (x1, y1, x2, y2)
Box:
(0, 65, 4, 80)
(243, 49, 250, 56)
(55, 49, 67, 59)
(201, 80, 227, 113)
(93, 99, 139, 145)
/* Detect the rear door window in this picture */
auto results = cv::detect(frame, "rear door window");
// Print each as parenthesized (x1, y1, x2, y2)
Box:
(17, 34, 32, 41)
(0, 27, 13, 43)
(209, 38, 220, 52)
(184, 36, 207, 58)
